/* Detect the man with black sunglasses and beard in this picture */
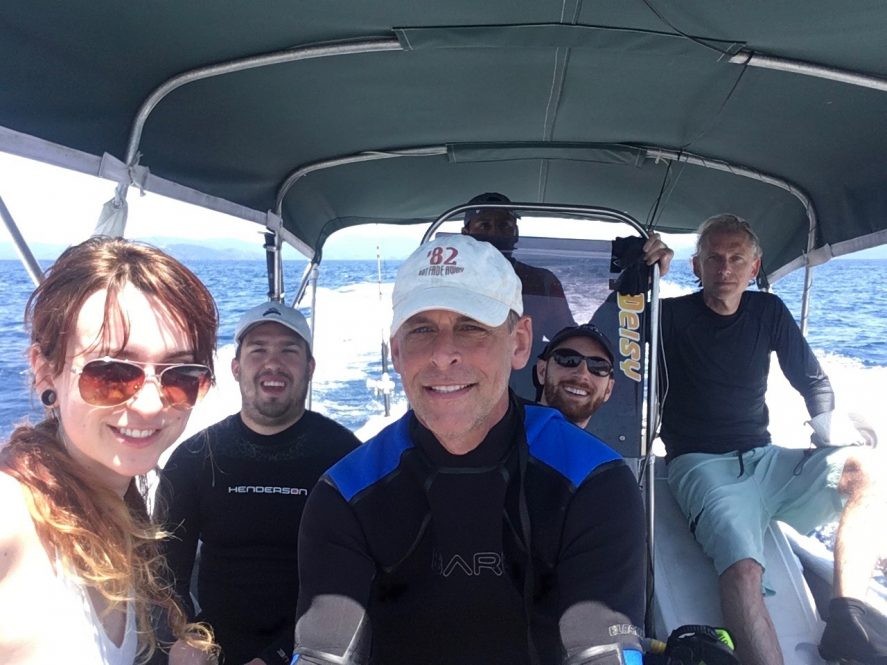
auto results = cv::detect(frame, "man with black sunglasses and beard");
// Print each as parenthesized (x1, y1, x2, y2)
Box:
(534, 324, 616, 430)
(156, 302, 360, 665)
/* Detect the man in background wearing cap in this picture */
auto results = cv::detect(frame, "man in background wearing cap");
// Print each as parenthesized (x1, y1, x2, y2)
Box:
(462, 192, 576, 339)
(156, 301, 359, 665)
(535, 323, 616, 430)
(293, 235, 645, 665)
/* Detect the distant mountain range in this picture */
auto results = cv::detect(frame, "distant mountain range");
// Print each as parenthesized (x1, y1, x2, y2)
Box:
(0, 238, 267, 262)
(2, 237, 885, 262)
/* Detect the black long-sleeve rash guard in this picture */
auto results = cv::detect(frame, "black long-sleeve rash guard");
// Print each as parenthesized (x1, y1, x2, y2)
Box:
(293, 399, 646, 665)
(659, 290, 834, 460)
(155, 412, 360, 665)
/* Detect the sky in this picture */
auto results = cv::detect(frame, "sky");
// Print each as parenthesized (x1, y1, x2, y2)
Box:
(0, 150, 697, 261)
(0, 150, 440, 261)
(1, 150, 884, 262)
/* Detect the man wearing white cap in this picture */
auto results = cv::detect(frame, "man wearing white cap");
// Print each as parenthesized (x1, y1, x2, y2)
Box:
(157, 302, 359, 665)
(293, 235, 645, 665)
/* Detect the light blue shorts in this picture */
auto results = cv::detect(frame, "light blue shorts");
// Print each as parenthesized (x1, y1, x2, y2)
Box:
(667, 444, 852, 580)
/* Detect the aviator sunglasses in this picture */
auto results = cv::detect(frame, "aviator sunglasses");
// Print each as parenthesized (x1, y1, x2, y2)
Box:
(550, 349, 614, 378)
(71, 357, 213, 409)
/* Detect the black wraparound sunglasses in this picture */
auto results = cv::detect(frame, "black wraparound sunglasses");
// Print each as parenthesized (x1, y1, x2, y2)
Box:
(550, 349, 613, 378)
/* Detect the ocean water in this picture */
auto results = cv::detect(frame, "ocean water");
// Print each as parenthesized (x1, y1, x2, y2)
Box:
(3, 253, 884, 590)
(0, 256, 885, 440)
(0, 257, 398, 437)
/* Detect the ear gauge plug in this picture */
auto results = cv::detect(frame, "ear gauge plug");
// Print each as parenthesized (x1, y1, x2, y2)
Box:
(40, 389, 57, 407)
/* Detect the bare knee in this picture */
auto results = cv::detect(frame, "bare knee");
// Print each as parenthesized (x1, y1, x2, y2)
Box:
(837, 451, 878, 498)
(720, 558, 764, 593)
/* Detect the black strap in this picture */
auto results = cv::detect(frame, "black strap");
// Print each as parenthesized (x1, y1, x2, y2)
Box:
(793, 447, 814, 476)
(515, 404, 542, 665)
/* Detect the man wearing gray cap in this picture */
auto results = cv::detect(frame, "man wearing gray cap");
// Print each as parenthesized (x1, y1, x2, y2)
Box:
(156, 302, 359, 665)
(293, 235, 645, 665)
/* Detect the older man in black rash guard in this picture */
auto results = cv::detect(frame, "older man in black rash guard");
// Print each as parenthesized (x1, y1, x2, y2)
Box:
(659, 214, 886, 665)
(292, 234, 646, 665)
(156, 302, 360, 665)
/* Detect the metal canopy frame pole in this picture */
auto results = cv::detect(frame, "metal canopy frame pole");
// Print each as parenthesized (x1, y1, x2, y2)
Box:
(799, 221, 817, 336)
(644, 148, 816, 214)
(0, 193, 43, 286)
(263, 230, 285, 301)
(800, 265, 813, 337)
(646, 147, 819, 294)
(268, 140, 820, 290)
(294, 259, 319, 307)
(112, 37, 403, 237)
(643, 148, 818, 228)
(275, 147, 447, 214)
(305, 263, 319, 411)
(646, 147, 820, 331)
(424, 202, 648, 241)
(271, 141, 824, 363)
(644, 263, 662, 626)
(121, 36, 407, 294)
(729, 50, 887, 93)
(280, 147, 448, 302)
(726, 45, 882, 328)
(123, 37, 403, 168)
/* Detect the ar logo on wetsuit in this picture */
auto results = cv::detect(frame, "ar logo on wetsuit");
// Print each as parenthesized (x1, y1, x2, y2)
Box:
(431, 550, 503, 577)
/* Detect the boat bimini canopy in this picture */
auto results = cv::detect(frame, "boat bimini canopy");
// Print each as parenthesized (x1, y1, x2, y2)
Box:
(1, 1, 886, 282)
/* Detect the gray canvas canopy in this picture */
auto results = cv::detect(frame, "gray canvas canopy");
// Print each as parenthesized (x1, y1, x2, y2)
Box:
(1, 1, 885, 280)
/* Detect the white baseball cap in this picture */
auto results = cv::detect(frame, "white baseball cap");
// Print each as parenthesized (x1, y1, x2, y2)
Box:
(391, 234, 523, 334)
(235, 301, 312, 352)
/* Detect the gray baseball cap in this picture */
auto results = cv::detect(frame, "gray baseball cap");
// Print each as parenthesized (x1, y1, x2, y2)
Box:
(234, 301, 312, 351)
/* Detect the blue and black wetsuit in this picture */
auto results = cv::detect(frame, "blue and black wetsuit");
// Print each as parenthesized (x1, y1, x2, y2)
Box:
(293, 397, 645, 665)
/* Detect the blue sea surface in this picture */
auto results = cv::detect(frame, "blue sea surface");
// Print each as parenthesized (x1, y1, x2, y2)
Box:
(0, 257, 884, 438)
(663, 259, 887, 368)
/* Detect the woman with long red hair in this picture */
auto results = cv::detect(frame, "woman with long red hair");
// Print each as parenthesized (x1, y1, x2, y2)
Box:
(1, 237, 219, 664)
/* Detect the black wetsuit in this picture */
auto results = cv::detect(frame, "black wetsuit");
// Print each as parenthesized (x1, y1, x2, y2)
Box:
(659, 290, 833, 460)
(156, 412, 360, 664)
(293, 398, 645, 665)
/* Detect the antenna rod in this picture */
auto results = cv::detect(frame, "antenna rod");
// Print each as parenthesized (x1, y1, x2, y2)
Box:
(378, 246, 391, 417)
